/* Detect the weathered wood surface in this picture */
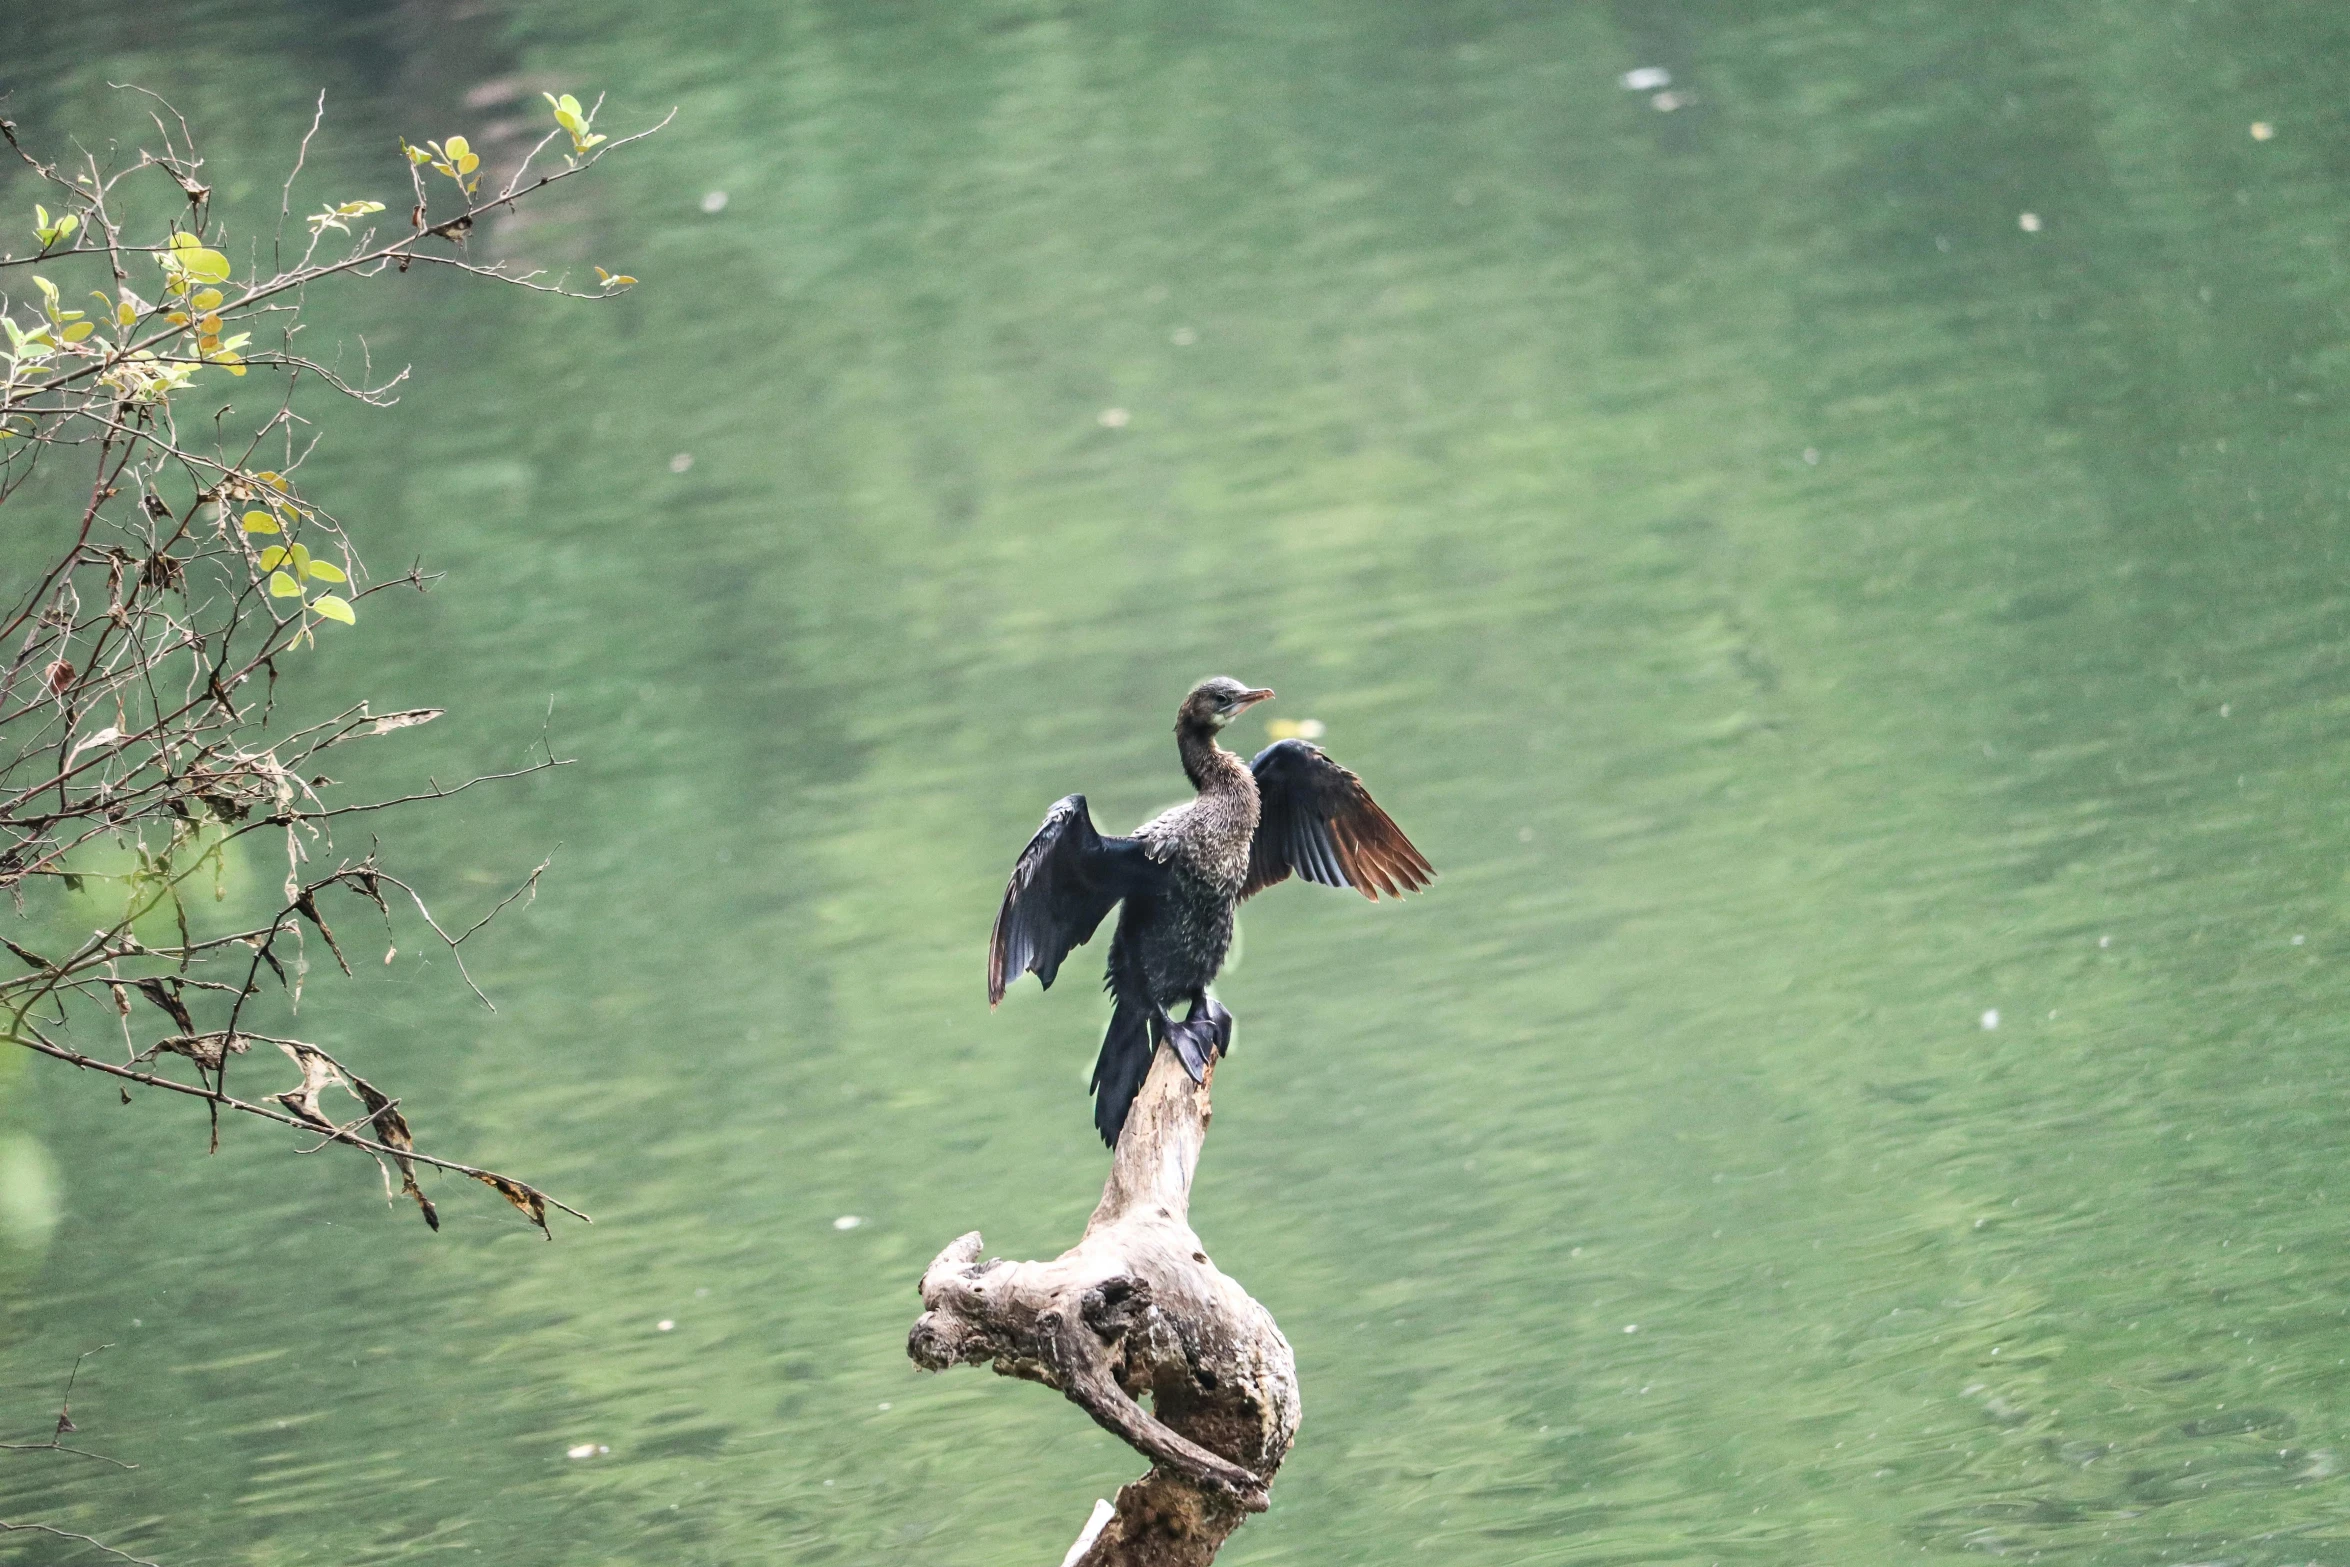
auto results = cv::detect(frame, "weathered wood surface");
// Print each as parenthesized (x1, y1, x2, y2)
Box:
(909, 1043, 1300, 1566)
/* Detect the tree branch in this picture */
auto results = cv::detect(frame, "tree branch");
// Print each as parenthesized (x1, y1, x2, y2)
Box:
(910, 1046, 1299, 1565)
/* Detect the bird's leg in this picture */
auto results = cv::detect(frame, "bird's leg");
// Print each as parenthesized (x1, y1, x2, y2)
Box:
(1161, 997, 1218, 1084)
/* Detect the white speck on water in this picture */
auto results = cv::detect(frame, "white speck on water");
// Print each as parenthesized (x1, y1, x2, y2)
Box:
(1651, 91, 1687, 112)
(566, 1443, 607, 1459)
(1170, 326, 1198, 346)
(878, 1401, 891, 1411)
(2099, 935, 2111, 948)
(1935, 234, 1952, 252)
(2220, 703, 2231, 717)
(657, 1319, 675, 1332)
(1097, 407, 1130, 429)
(1981, 1009, 2000, 1030)
(1624, 1323, 1639, 1334)
(695, 1287, 710, 1298)
(668, 452, 694, 474)
(2019, 212, 2043, 232)
(823, 1479, 834, 1487)
(1570, 1246, 1583, 1257)
(1518, 825, 1535, 843)
(2251, 121, 2275, 141)
(1620, 67, 1671, 90)
(1802, 447, 1820, 466)
(2293, 934, 2306, 945)
(700, 190, 729, 214)
(833, 1215, 863, 1230)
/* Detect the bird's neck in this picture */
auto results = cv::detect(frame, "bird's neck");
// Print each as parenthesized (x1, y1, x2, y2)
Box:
(1177, 720, 1248, 794)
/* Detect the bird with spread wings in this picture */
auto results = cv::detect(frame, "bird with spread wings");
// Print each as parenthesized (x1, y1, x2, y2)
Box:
(988, 678, 1432, 1146)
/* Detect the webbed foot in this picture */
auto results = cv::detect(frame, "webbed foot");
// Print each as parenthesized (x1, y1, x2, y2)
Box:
(1164, 1011, 1218, 1083)
(1202, 997, 1234, 1056)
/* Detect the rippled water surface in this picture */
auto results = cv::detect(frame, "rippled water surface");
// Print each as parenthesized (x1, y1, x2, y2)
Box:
(9, 2, 2350, 1563)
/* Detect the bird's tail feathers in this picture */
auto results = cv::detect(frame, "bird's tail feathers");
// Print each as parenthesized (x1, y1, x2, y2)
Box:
(1090, 997, 1155, 1149)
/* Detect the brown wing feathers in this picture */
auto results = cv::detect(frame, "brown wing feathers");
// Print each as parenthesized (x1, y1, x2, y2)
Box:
(1244, 739, 1433, 901)
(1329, 796, 1431, 899)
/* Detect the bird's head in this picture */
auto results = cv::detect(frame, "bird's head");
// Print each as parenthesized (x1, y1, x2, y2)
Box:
(1179, 676, 1276, 732)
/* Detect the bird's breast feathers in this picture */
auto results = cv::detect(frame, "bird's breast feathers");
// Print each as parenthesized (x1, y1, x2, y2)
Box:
(1133, 792, 1259, 890)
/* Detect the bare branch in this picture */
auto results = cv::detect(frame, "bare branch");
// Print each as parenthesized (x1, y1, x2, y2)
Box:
(0, 1519, 162, 1567)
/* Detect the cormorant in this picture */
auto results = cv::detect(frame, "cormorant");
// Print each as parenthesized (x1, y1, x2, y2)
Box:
(988, 677, 1434, 1145)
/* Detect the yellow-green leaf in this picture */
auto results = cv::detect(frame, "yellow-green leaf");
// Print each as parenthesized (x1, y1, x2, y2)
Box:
(267, 570, 301, 598)
(241, 511, 280, 534)
(311, 594, 355, 625)
(190, 288, 223, 311)
(287, 543, 312, 575)
(180, 249, 231, 282)
(169, 232, 202, 252)
(257, 546, 289, 570)
(304, 559, 347, 583)
(256, 471, 289, 492)
(61, 321, 94, 342)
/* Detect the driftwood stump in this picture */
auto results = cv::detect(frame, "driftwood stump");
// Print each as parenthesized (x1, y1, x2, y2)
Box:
(909, 1043, 1301, 1566)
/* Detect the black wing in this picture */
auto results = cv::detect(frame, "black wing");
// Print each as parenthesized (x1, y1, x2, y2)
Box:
(1243, 739, 1434, 901)
(989, 794, 1160, 1005)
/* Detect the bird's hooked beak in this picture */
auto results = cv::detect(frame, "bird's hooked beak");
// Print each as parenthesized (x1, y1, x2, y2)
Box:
(1232, 687, 1275, 713)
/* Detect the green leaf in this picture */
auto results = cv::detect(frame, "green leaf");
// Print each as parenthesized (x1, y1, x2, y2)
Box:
(287, 543, 313, 577)
(304, 559, 347, 584)
(311, 594, 355, 625)
(180, 249, 231, 282)
(267, 570, 302, 598)
(169, 231, 202, 251)
(257, 546, 289, 569)
(444, 136, 471, 160)
(241, 511, 280, 534)
(61, 321, 93, 342)
(190, 287, 223, 311)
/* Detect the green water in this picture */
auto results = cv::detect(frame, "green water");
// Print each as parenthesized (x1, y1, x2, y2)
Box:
(8, 2, 2350, 1562)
